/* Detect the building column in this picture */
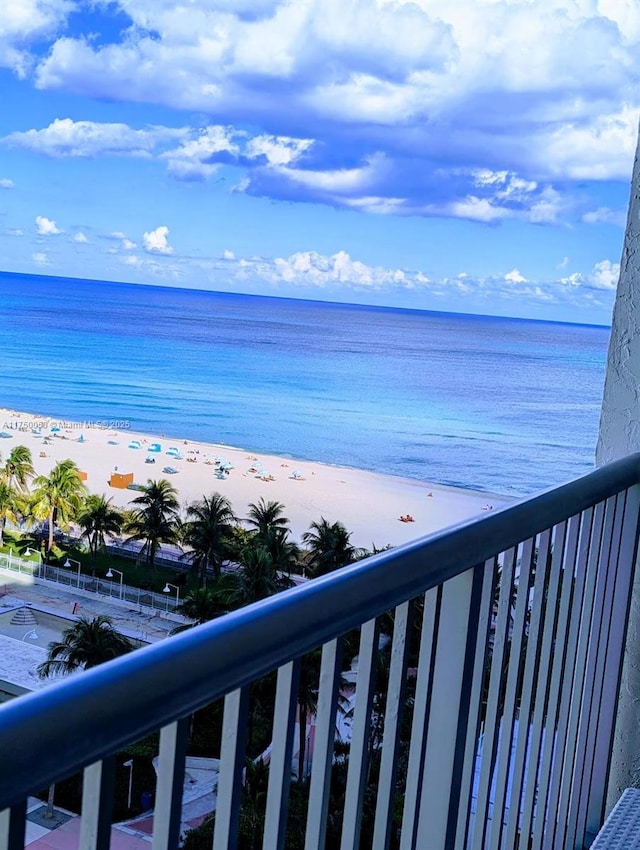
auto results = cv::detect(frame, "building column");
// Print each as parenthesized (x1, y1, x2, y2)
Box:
(596, 124, 640, 811)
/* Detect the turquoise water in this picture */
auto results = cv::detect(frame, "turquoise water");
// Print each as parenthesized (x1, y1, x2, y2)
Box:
(0, 271, 610, 497)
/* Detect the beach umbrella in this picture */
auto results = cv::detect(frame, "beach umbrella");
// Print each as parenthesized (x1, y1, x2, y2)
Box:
(50, 426, 60, 433)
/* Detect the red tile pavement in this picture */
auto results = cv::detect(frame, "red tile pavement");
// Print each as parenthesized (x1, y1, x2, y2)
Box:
(125, 816, 153, 835)
(26, 818, 151, 849)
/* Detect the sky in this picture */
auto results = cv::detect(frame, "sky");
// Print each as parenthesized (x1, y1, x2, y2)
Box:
(1, 0, 639, 324)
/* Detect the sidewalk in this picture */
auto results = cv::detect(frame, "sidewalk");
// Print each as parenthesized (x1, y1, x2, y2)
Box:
(25, 799, 152, 848)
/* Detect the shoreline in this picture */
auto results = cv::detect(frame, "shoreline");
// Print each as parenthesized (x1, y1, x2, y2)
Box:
(0, 407, 512, 549)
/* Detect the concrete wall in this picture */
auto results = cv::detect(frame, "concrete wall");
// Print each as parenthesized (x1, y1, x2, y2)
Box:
(596, 129, 640, 465)
(597, 123, 640, 809)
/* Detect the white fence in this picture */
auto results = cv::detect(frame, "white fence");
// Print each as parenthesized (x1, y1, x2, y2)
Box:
(0, 552, 181, 615)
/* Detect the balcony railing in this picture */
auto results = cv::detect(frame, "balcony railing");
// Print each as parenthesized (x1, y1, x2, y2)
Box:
(1, 454, 640, 849)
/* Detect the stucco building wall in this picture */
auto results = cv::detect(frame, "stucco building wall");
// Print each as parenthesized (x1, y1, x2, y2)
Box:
(596, 126, 640, 808)
(597, 134, 640, 466)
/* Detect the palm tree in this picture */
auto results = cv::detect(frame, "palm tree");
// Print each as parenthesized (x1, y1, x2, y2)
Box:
(125, 479, 180, 569)
(37, 612, 134, 818)
(3, 445, 34, 492)
(245, 499, 290, 539)
(259, 525, 300, 577)
(77, 495, 123, 565)
(0, 480, 23, 547)
(37, 615, 134, 678)
(0, 445, 34, 545)
(172, 587, 222, 634)
(302, 518, 360, 577)
(215, 546, 292, 610)
(181, 493, 236, 583)
(30, 459, 87, 553)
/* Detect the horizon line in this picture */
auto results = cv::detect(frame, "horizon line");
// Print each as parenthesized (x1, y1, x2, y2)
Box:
(0, 267, 613, 331)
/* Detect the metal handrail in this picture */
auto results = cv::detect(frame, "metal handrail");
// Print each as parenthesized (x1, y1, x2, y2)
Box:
(1, 453, 639, 810)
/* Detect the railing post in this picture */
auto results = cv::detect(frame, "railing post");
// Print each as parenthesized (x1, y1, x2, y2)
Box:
(79, 758, 116, 850)
(153, 719, 189, 850)
(415, 564, 487, 849)
(605, 485, 640, 812)
(0, 803, 26, 850)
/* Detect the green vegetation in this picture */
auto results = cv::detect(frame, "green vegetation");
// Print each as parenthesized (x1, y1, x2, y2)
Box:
(124, 478, 180, 570)
(37, 614, 134, 678)
(181, 492, 236, 582)
(77, 494, 123, 565)
(2, 446, 404, 843)
(0, 446, 381, 591)
(31, 459, 87, 552)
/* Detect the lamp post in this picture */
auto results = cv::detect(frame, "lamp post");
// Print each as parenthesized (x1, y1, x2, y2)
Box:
(123, 759, 133, 809)
(163, 582, 180, 611)
(25, 548, 43, 578)
(105, 567, 124, 600)
(63, 557, 81, 588)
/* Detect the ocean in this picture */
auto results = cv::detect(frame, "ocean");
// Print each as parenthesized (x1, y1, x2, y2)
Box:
(0, 271, 610, 498)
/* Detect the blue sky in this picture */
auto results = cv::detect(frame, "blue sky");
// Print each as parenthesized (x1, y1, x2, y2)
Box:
(1, 0, 638, 324)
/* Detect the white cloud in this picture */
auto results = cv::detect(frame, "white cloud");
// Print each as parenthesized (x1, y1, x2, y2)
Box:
(245, 135, 314, 166)
(446, 197, 513, 224)
(234, 249, 424, 291)
(588, 259, 620, 290)
(3, 118, 186, 158)
(541, 105, 639, 180)
(143, 225, 173, 255)
(118, 253, 182, 280)
(35, 215, 62, 235)
(26, 1, 639, 189)
(222, 249, 235, 260)
(72, 231, 88, 243)
(505, 268, 527, 284)
(204, 246, 619, 315)
(106, 231, 137, 251)
(558, 259, 621, 291)
(268, 153, 387, 196)
(7, 228, 23, 236)
(32, 251, 49, 264)
(2, 1, 638, 225)
(0, 0, 72, 77)
(582, 206, 627, 227)
(0, 177, 14, 188)
(560, 272, 583, 288)
(161, 125, 239, 181)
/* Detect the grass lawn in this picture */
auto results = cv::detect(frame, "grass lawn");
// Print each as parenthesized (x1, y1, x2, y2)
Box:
(1, 530, 198, 595)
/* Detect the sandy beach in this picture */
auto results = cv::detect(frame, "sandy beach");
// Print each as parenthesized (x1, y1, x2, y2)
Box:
(0, 409, 510, 549)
